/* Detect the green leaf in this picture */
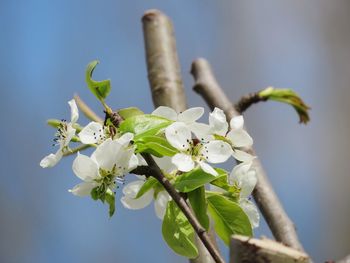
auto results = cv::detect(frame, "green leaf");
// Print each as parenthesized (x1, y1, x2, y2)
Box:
(118, 107, 144, 119)
(119, 114, 172, 140)
(135, 136, 177, 157)
(85, 60, 111, 101)
(162, 201, 198, 258)
(188, 187, 210, 230)
(175, 168, 225, 193)
(105, 189, 116, 217)
(259, 87, 311, 124)
(135, 177, 159, 199)
(207, 194, 252, 245)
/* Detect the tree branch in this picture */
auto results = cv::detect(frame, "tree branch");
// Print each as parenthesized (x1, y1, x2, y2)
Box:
(142, 10, 218, 263)
(142, 9, 187, 112)
(140, 153, 225, 263)
(230, 235, 309, 263)
(191, 58, 308, 254)
(234, 92, 266, 114)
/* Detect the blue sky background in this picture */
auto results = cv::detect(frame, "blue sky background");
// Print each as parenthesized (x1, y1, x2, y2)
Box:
(1, 1, 350, 262)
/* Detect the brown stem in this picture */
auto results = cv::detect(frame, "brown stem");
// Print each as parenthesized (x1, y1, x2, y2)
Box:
(234, 92, 267, 114)
(191, 58, 308, 254)
(141, 153, 225, 263)
(142, 9, 187, 112)
(142, 10, 219, 263)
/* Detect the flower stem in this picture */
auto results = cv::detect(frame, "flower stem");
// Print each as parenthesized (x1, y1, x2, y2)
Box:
(140, 153, 226, 263)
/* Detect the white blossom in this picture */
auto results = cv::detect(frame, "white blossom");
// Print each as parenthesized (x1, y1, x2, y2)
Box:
(78, 121, 105, 144)
(165, 122, 232, 176)
(120, 156, 174, 219)
(152, 106, 208, 135)
(40, 99, 79, 168)
(229, 161, 260, 228)
(69, 136, 135, 197)
(208, 108, 255, 163)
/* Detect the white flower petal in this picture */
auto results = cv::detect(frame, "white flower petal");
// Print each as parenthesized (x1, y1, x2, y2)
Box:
(230, 115, 244, 130)
(121, 180, 154, 210)
(187, 122, 211, 140)
(115, 148, 135, 173)
(152, 106, 177, 121)
(239, 170, 257, 198)
(91, 139, 121, 171)
(72, 153, 99, 182)
(240, 199, 260, 228)
(116, 132, 134, 147)
(65, 125, 76, 147)
(128, 154, 139, 171)
(155, 191, 171, 220)
(165, 122, 191, 150)
(68, 99, 79, 124)
(232, 150, 255, 163)
(209, 107, 228, 136)
(201, 140, 232, 163)
(172, 153, 194, 172)
(199, 161, 218, 176)
(178, 107, 204, 123)
(227, 129, 253, 148)
(78, 122, 103, 144)
(40, 151, 63, 168)
(137, 154, 147, 166)
(154, 156, 177, 174)
(69, 182, 96, 197)
(229, 162, 257, 198)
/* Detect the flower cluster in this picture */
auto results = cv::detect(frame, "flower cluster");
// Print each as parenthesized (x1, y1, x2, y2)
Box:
(40, 99, 259, 256)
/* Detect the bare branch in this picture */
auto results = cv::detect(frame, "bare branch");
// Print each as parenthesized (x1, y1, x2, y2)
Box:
(142, 10, 218, 263)
(191, 58, 307, 254)
(142, 9, 187, 111)
(230, 235, 309, 263)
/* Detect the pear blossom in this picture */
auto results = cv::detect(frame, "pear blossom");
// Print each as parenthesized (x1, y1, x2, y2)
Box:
(229, 161, 260, 228)
(69, 135, 135, 197)
(165, 122, 232, 176)
(40, 99, 79, 168)
(78, 121, 106, 144)
(152, 106, 208, 135)
(121, 178, 171, 220)
(121, 156, 174, 219)
(208, 108, 255, 163)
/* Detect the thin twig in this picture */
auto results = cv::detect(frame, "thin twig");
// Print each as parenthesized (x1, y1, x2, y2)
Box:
(191, 58, 308, 254)
(142, 10, 218, 263)
(234, 92, 266, 114)
(74, 94, 103, 123)
(63, 144, 94, 157)
(140, 153, 225, 263)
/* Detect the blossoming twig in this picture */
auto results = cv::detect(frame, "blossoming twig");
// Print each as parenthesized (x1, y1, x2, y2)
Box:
(74, 94, 103, 123)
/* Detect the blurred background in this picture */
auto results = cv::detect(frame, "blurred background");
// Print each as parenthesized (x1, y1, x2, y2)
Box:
(1, 1, 349, 262)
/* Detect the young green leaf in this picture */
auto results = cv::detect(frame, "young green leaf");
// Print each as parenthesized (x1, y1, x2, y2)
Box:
(118, 107, 144, 119)
(135, 177, 159, 199)
(259, 87, 311, 124)
(85, 60, 111, 101)
(119, 114, 172, 139)
(175, 168, 225, 193)
(105, 189, 116, 217)
(207, 194, 252, 245)
(135, 136, 177, 157)
(188, 187, 210, 230)
(162, 201, 198, 258)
